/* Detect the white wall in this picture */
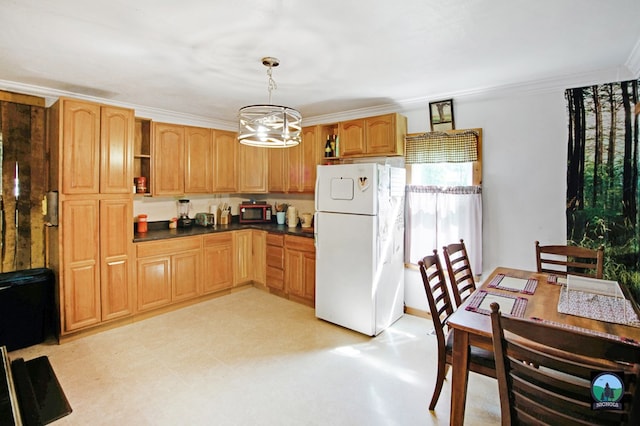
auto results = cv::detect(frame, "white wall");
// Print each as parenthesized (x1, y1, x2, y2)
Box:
(400, 88, 569, 311)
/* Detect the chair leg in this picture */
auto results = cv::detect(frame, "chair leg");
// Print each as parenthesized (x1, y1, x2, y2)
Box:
(429, 352, 449, 410)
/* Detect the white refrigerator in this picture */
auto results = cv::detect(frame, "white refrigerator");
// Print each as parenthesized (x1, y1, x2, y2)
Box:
(315, 163, 405, 336)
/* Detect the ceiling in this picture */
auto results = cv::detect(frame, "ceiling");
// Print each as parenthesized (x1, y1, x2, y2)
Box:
(1, 0, 639, 127)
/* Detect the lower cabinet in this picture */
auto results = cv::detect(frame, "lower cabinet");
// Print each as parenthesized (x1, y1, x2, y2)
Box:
(252, 230, 267, 285)
(59, 196, 133, 334)
(233, 230, 253, 286)
(284, 235, 316, 306)
(266, 233, 285, 291)
(136, 236, 201, 312)
(134, 231, 315, 317)
(202, 233, 234, 294)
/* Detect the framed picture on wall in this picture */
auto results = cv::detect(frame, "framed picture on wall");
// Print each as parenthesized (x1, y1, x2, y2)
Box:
(429, 99, 455, 131)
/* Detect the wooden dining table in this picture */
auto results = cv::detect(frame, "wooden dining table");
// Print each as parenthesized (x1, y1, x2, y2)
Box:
(446, 266, 640, 426)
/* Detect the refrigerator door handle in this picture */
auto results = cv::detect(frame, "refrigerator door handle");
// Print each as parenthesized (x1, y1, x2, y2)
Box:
(313, 212, 318, 248)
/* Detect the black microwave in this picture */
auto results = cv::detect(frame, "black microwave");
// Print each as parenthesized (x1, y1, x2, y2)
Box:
(239, 203, 272, 223)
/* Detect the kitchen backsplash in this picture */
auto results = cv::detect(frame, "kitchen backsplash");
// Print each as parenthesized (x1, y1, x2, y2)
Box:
(133, 193, 315, 222)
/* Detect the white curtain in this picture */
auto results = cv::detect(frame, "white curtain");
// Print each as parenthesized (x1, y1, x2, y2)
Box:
(405, 185, 482, 275)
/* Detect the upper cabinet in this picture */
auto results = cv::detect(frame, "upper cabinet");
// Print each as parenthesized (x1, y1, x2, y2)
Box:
(153, 122, 185, 196)
(267, 149, 287, 192)
(289, 126, 321, 192)
(338, 119, 366, 157)
(100, 106, 135, 193)
(269, 125, 324, 193)
(338, 113, 406, 158)
(52, 98, 134, 194)
(238, 143, 267, 193)
(184, 126, 213, 193)
(138, 112, 406, 196)
(212, 129, 238, 193)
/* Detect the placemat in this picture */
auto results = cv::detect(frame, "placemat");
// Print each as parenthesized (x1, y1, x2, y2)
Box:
(557, 289, 640, 328)
(487, 274, 538, 294)
(466, 290, 528, 317)
(529, 317, 640, 347)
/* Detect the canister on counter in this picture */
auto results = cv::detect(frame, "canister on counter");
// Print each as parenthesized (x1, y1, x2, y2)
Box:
(137, 214, 148, 233)
(169, 217, 178, 229)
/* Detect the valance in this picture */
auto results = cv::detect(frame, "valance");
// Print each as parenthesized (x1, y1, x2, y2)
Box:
(405, 130, 479, 164)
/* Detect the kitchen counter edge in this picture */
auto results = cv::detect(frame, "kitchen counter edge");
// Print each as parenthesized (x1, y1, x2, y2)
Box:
(134, 223, 315, 243)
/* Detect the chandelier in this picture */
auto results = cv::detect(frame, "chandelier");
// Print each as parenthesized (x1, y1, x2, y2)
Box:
(238, 57, 302, 148)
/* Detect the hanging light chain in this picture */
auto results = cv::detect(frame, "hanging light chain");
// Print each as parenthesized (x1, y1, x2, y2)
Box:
(266, 64, 277, 104)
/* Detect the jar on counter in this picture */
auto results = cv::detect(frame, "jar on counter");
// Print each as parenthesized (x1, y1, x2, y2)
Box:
(137, 214, 148, 233)
(169, 217, 178, 229)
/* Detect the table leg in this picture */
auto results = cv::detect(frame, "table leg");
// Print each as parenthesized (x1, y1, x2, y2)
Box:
(450, 329, 470, 426)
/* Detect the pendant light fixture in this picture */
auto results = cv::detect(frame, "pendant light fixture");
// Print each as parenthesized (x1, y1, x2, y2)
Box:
(238, 57, 302, 148)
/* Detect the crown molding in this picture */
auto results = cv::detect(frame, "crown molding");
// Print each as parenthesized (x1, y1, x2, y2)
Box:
(0, 79, 236, 130)
(1, 64, 636, 130)
(306, 66, 638, 124)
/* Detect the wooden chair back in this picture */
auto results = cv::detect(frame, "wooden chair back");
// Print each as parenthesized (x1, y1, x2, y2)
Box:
(443, 239, 476, 307)
(418, 250, 454, 344)
(418, 250, 495, 410)
(535, 241, 604, 278)
(490, 302, 640, 425)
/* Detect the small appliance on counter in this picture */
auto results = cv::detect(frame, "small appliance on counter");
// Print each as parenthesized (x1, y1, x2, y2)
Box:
(195, 212, 216, 227)
(239, 201, 272, 223)
(177, 199, 193, 228)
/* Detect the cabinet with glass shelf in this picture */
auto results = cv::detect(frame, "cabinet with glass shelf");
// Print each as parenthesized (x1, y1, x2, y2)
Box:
(134, 118, 152, 195)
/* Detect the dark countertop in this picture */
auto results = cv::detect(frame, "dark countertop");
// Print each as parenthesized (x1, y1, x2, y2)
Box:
(134, 221, 315, 243)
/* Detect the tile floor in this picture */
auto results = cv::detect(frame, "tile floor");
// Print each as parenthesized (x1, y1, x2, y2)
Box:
(9, 288, 500, 425)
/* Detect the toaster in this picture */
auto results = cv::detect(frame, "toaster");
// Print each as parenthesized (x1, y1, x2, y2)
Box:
(194, 212, 216, 227)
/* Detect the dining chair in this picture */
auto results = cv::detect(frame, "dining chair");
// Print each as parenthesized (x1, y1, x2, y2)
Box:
(418, 250, 495, 410)
(442, 239, 476, 308)
(489, 302, 640, 425)
(535, 241, 605, 278)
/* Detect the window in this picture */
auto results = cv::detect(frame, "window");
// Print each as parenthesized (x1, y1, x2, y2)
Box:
(404, 129, 483, 274)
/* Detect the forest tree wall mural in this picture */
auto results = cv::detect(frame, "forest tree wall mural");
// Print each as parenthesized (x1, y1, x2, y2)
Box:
(565, 79, 639, 301)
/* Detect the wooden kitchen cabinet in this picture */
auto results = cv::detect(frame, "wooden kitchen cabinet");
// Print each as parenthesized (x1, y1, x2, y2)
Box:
(338, 118, 366, 157)
(284, 235, 316, 306)
(153, 122, 185, 196)
(268, 148, 287, 192)
(233, 230, 253, 286)
(288, 126, 320, 192)
(202, 233, 234, 294)
(100, 198, 134, 321)
(53, 98, 134, 195)
(252, 230, 267, 285)
(48, 97, 135, 336)
(136, 236, 202, 312)
(268, 126, 321, 193)
(61, 199, 101, 331)
(338, 113, 406, 158)
(100, 106, 135, 194)
(365, 113, 406, 156)
(184, 125, 213, 193)
(212, 129, 238, 192)
(60, 100, 100, 194)
(136, 256, 171, 312)
(171, 248, 201, 302)
(266, 233, 285, 292)
(238, 143, 268, 193)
